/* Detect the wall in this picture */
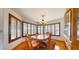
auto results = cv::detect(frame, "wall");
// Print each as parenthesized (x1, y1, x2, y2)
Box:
(1, 9, 27, 50)
(47, 18, 64, 38)
(22, 16, 37, 24)
(0, 8, 37, 50)
(0, 9, 4, 49)
(12, 9, 37, 24)
(0, 32, 3, 49)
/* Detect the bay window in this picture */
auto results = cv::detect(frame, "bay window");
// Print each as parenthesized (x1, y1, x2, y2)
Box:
(37, 23, 60, 36)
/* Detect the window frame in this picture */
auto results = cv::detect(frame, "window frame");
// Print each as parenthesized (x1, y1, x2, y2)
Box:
(37, 25, 41, 34)
(22, 22, 28, 37)
(37, 23, 60, 36)
(22, 22, 37, 37)
(9, 13, 22, 43)
(54, 23, 60, 36)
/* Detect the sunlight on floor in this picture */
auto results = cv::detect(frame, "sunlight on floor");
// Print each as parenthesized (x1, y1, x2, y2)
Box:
(54, 45, 60, 50)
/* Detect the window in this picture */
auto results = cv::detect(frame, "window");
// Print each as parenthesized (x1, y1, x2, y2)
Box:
(48, 25, 51, 33)
(28, 24, 31, 34)
(40, 26, 43, 34)
(55, 23, 60, 35)
(23, 23, 27, 36)
(17, 20, 22, 38)
(44, 25, 48, 34)
(32, 24, 34, 34)
(38, 26, 41, 34)
(9, 14, 22, 43)
(52, 24, 54, 35)
(22, 22, 60, 37)
(22, 22, 37, 36)
(10, 17, 17, 40)
(37, 23, 60, 36)
(33, 25, 36, 34)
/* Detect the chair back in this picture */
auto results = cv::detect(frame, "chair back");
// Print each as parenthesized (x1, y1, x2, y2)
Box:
(25, 36, 33, 50)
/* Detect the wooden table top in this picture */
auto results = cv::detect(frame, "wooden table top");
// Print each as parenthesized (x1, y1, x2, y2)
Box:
(31, 34, 50, 40)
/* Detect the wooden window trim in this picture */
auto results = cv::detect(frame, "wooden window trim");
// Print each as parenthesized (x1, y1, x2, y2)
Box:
(54, 23, 60, 36)
(22, 22, 37, 37)
(22, 21, 60, 37)
(22, 22, 27, 37)
(37, 23, 61, 36)
(9, 13, 22, 43)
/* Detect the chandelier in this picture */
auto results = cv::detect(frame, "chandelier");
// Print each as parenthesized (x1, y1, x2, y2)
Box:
(40, 15, 47, 24)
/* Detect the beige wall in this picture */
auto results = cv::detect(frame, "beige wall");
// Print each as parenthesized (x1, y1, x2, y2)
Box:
(2, 9, 25, 49)
(0, 9, 4, 49)
(13, 9, 37, 24)
(0, 9, 3, 31)
(21, 16, 37, 24)
(1, 9, 37, 50)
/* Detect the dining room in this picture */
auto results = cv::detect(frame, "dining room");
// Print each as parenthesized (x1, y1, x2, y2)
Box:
(0, 8, 79, 50)
(11, 8, 66, 50)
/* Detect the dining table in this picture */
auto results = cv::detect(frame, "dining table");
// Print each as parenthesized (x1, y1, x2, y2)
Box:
(28, 34, 52, 50)
(31, 34, 50, 40)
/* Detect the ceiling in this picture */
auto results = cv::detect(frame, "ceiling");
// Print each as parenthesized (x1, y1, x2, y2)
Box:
(13, 8, 66, 22)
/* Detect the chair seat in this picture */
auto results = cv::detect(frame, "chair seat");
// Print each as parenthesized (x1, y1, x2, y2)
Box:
(39, 41, 48, 50)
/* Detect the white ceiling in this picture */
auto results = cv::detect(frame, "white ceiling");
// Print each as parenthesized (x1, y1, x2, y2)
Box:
(14, 8, 66, 22)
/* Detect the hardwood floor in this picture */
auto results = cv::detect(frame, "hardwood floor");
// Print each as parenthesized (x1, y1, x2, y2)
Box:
(12, 41, 28, 50)
(12, 39, 68, 50)
(51, 39, 68, 50)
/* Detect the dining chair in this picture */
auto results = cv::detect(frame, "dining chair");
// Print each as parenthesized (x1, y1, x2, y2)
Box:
(25, 36, 33, 50)
(27, 36, 40, 50)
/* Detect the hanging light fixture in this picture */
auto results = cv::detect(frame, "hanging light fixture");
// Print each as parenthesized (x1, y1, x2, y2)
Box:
(40, 15, 46, 24)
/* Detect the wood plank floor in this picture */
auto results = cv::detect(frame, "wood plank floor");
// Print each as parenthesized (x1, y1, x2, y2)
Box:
(51, 39, 68, 50)
(12, 39, 68, 50)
